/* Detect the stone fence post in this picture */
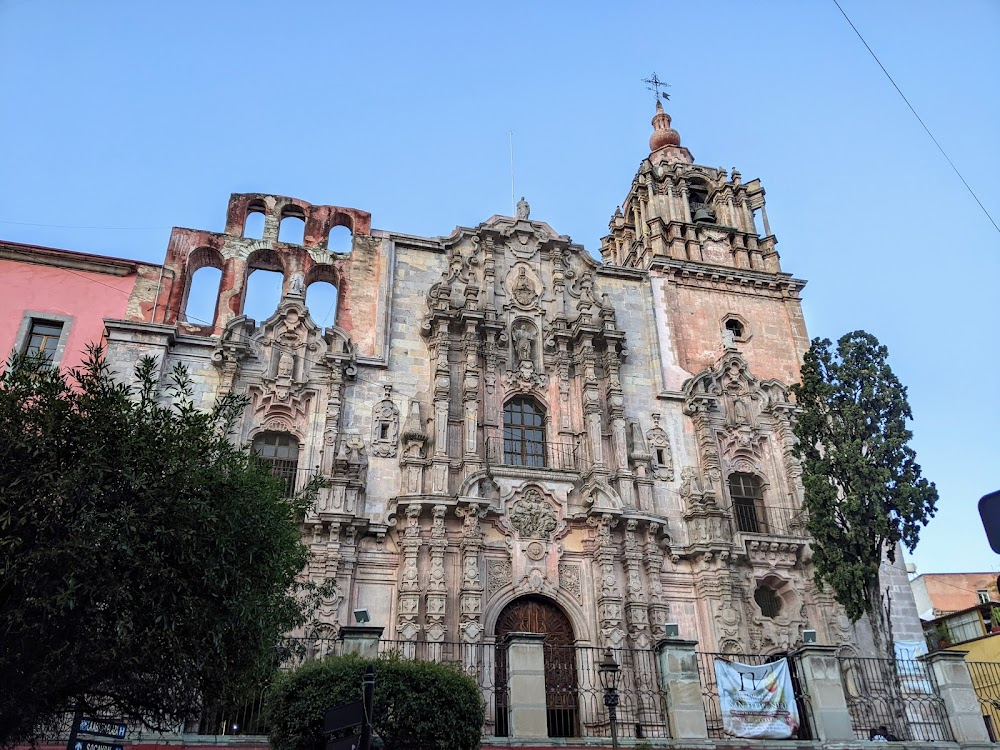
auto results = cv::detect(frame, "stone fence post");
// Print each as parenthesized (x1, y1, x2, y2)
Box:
(337, 625, 384, 659)
(504, 632, 548, 739)
(790, 645, 855, 740)
(924, 649, 991, 746)
(654, 638, 708, 739)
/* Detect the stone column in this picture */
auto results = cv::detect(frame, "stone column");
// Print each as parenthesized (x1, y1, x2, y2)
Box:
(791, 645, 855, 740)
(504, 633, 548, 739)
(431, 320, 450, 494)
(924, 650, 991, 745)
(338, 625, 385, 659)
(654, 638, 708, 739)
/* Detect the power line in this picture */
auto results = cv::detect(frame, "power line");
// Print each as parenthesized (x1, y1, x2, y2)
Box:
(0, 219, 171, 231)
(831, 0, 999, 234)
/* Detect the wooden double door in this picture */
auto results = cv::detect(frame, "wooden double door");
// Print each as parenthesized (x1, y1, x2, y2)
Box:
(495, 596, 580, 737)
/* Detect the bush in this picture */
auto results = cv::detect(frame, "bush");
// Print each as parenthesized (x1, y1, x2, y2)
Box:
(266, 653, 484, 750)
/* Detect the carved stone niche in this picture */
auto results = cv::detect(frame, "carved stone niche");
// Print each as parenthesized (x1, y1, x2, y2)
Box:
(369, 385, 400, 458)
(645, 413, 674, 481)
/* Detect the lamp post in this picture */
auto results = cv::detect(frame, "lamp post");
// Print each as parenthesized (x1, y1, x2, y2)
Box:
(597, 647, 621, 750)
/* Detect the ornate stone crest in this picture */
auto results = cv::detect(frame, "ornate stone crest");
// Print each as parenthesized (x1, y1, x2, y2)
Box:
(508, 489, 557, 540)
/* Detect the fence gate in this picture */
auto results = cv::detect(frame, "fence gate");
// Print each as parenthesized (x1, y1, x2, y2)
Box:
(495, 596, 580, 737)
(967, 661, 1000, 741)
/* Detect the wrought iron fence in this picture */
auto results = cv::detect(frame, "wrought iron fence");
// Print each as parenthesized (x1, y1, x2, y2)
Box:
(967, 661, 1000, 741)
(838, 655, 953, 741)
(695, 651, 812, 739)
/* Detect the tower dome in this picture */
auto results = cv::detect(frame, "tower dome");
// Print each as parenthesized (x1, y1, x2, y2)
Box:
(649, 100, 681, 152)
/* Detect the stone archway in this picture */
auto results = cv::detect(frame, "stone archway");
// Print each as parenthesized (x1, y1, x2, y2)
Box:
(495, 595, 580, 738)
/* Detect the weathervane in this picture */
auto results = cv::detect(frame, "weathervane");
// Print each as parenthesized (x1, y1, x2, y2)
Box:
(642, 72, 671, 102)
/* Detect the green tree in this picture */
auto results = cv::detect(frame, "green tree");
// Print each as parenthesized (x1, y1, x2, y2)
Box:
(791, 331, 938, 653)
(266, 654, 484, 750)
(0, 349, 323, 747)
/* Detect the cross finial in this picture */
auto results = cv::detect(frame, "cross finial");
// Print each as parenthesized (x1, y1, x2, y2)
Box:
(642, 72, 671, 102)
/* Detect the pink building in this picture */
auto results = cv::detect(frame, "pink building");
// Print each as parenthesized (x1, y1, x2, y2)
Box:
(0, 240, 161, 370)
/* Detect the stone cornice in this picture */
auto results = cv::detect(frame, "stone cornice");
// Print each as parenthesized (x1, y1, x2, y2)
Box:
(1, 240, 151, 276)
(649, 257, 807, 298)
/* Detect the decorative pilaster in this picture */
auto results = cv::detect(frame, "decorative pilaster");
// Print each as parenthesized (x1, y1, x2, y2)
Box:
(462, 321, 481, 463)
(431, 321, 450, 494)
(580, 335, 604, 470)
(456, 502, 485, 645)
(396, 504, 423, 641)
(589, 513, 625, 648)
(644, 522, 671, 641)
(425, 504, 449, 656)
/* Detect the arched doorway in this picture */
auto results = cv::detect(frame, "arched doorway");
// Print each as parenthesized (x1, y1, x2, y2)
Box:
(495, 596, 579, 737)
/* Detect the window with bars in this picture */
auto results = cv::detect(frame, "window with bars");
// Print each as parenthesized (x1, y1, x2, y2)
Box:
(728, 472, 764, 533)
(503, 398, 545, 468)
(24, 320, 64, 365)
(755, 585, 782, 619)
(252, 432, 299, 496)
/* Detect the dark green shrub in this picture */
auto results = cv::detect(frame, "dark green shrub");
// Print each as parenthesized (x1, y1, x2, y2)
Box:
(266, 653, 484, 750)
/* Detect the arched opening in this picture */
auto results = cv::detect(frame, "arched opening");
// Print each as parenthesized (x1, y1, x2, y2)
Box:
(181, 248, 224, 327)
(252, 431, 299, 496)
(328, 224, 352, 254)
(503, 397, 546, 467)
(184, 266, 222, 327)
(278, 207, 306, 245)
(305, 280, 338, 328)
(728, 472, 765, 533)
(244, 249, 285, 324)
(244, 202, 267, 239)
(495, 596, 579, 738)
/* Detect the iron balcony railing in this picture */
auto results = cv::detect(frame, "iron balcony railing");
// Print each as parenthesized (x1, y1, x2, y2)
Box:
(484, 433, 584, 472)
(727, 503, 809, 538)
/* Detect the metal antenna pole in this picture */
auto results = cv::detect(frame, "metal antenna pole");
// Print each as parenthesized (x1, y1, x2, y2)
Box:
(509, 130, 515, 216)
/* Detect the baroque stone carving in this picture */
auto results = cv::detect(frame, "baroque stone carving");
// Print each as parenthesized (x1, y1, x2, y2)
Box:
(509, 489, 557, 540)
(486, 557, 512, 598)
(646, 413, 674, 481)
(369, 384, 399, 457)
(558, 562, 583, 603)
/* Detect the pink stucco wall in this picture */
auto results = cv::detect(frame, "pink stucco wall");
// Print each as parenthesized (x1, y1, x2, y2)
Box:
(0, 244, 145, 371)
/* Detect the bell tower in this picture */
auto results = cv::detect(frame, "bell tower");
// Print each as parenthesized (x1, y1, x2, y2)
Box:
(602, 98, 810, 384)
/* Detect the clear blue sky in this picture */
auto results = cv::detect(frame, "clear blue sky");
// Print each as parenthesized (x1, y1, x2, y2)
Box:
(2, 1, 997, 575)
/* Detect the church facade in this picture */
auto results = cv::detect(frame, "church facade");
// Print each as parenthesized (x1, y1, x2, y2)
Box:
(103, 102, 923, 676)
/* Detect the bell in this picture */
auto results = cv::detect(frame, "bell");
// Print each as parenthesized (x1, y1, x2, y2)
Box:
(693, 206, 716, 224)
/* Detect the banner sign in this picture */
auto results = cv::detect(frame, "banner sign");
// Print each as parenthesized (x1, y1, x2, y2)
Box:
(894, 640, 932, 694)
(714, 657, 800, 739)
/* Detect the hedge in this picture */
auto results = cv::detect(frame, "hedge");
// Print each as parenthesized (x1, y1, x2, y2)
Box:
(265, 653, 484, 750)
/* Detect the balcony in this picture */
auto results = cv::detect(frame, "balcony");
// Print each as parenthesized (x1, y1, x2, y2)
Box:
(728, 503, 808, 538)
(484, 433, 584, 473)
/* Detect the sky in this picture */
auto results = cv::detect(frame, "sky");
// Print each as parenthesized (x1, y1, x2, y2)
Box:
(1, 1, 998, 577)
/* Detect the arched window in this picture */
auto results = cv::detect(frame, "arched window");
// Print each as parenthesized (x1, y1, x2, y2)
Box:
(305, 280, 338, 328)
(503, 398, 545, 467)
(253, 432, 299, 496)
(728, 472, 764, 533)
(754, 585, 781, 618)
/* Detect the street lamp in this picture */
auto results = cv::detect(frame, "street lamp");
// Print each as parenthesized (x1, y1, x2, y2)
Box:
(597, 648, 622, 750)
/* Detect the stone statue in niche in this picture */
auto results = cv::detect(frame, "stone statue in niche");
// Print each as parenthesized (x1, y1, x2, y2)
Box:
(370, 385, 400, 458)
(289, 273, 306, 296)
(512, 323, 534, 364)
